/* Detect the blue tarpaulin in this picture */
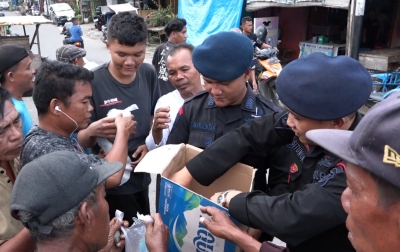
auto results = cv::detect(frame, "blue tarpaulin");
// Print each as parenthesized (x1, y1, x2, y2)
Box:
(178, 0, 244, 46)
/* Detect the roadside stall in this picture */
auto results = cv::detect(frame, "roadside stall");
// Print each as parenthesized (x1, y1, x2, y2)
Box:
(0, 15, 52, 59)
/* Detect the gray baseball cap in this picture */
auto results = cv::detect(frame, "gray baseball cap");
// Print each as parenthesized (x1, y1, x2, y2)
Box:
(10, 151, 122, 234)
(306, 94, 400, 189)
(56, 45, 86, 63)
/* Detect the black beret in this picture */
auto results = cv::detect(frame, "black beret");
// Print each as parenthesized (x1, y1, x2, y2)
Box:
(0, 45, 29, 77)
(192, 31, 253, 82)
(276, 52, 372, 120)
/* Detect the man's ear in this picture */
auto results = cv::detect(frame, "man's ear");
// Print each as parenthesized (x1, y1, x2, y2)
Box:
(6, 71, 14, 82)
(244, 69, 251, 82)
(332, 118, 345, 129)
(77, 202, 92, 230)
(50, 99, 60, 115)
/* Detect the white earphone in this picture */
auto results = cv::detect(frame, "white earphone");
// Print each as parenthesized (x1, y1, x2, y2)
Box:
(55, 106, 61, 112)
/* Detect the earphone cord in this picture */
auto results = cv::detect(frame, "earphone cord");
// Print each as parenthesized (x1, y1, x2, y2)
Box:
(57, 109, 83, 152)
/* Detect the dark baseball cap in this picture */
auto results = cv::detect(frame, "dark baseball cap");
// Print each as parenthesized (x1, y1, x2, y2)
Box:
(277, 52, 372, 120)
(0, 44, 29, 77)
(306, 94, 400, 189)
(10, 151, 122, 234)
(56, 45, 86, 63)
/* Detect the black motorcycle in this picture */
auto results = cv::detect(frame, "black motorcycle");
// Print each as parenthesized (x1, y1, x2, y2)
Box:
(94, 7, 106, 31)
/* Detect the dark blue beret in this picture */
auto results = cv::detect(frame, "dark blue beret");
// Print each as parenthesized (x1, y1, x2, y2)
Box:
(276, 53, 372, 120)
(192, 31, 253, 82)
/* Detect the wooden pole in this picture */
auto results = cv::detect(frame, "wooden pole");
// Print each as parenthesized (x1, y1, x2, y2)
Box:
(346, 0, 365, 59)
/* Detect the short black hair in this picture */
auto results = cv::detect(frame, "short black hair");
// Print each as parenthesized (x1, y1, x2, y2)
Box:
(0, 63, 20, 84)
(107, 12, 147, 46)
(165, 43, 194, 60)
(164, 18, 187, 37)
(0, 87, 12, 119)
(33, 60, 93, 116)
(241, 16, 252, 25)
(369, 170, 400, 209)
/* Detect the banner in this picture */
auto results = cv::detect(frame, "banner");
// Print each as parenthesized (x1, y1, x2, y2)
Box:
(178, 0, 244, 46)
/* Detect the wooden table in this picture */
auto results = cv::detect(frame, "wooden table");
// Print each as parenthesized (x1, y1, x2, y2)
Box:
(147, 26, 165, 44)
(359, 48, 400, 71)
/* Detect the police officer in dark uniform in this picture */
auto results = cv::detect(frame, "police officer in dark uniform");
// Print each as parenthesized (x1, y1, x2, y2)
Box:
(170, 53, 373, 252)
(166, 31, 291, 196)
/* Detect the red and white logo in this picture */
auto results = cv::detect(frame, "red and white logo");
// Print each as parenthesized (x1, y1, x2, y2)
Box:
(100, 98, 122, 107)
(290, 163, 298, 173)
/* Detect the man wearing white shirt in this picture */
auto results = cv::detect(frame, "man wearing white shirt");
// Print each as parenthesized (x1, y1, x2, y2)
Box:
(145, 43, 204, 151)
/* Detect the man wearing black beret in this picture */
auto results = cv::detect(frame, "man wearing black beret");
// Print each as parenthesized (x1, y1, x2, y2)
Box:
(171, 52, 372, 251)
(167, 31, 291, 198)
(0, 44, 34, 138)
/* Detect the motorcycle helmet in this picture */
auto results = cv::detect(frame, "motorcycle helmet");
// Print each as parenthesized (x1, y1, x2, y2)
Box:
(255, 25, 267, 42)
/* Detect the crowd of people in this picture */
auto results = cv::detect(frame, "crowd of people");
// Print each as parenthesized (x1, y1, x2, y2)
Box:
(0, 11, 399, 252)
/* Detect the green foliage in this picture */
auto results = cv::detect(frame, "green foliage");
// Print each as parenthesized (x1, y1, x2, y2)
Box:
(69, 2, 80, 16)
(76, 14, 82, 21)
(145, 4, 176, 28)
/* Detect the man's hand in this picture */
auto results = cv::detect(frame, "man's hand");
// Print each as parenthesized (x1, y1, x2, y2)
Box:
(131, 144, 148, 167)
(152, 107, 171, 131)
(98, 217, 129, 252)
(200, 207, 262, 252)
(144, 214, 169, 252)
(114, 114, 136, 136)
(199, 206, 240, 241)
(210, 190, 242, 208)
(169, 167, 192, 188)
(87, 117, 117, 139)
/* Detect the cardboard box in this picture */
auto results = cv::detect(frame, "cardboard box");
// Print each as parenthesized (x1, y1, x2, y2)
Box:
(135, 144, 255, 252)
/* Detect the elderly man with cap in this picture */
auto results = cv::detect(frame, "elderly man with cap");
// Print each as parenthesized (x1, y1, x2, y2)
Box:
(170, 52, 373, 251)
(56, 45, 86, 67)
(10, 151, 169, 252)
(0, 87, 35, 251)
(306, 94, 400, 252)
(0, 44, 34, 137)
(167, 31, 290, 197)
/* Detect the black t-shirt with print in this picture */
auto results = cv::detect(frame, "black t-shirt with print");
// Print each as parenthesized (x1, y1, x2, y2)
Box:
(90, 62, 161, 195)
(152, 41, 176, 96)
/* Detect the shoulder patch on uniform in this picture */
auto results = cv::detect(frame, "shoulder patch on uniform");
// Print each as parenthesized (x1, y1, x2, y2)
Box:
(207, 95, 215, 106)
(179, 106, 183, 116)
(245, 96, 255, 110)
(183, 90, 208, 104)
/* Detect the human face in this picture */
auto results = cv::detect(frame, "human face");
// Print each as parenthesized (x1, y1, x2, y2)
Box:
(107, 40, 146, 77)
(241, 21, 253, 34)
(0, 100, 23, 160)
(167, 49, 201, 99)
(12, 56, 35, 92)
(341, 163, 400, 252)
(90, 184, 110, 250)
(171, 26, 187, 44)
(286, 111, 334, 145)
(203, 72, 248, 107)
(60, 81, 93, 130)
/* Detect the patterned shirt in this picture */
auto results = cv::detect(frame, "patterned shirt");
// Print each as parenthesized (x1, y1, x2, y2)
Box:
(20, 126, 105, 169)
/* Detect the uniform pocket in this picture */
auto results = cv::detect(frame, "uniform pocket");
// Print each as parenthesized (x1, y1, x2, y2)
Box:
(188, 131, 216, 149)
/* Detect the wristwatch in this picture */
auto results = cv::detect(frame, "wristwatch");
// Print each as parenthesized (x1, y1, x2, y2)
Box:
(217, 189, 235, 208)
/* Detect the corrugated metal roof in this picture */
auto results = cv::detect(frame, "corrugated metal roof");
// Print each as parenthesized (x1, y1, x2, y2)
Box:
(0, 16, 53, 26)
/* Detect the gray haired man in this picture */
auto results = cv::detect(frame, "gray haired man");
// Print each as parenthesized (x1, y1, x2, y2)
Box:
(10, 151, 169, 252)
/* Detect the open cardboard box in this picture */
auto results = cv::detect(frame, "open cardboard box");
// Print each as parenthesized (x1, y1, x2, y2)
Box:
(135, 144, 255, 252)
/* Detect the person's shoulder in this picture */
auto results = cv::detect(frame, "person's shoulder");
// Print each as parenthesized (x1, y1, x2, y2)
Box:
(91, 62, 109, 74)
(183, 90, 209, 105)
(255, 94, 282, 113)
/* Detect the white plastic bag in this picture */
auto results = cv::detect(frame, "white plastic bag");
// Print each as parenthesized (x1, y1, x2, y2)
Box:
(115, 210, 152, 252)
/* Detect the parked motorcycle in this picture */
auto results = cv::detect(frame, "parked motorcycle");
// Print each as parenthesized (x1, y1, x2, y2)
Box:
(94, 7, 106, 31)
(253, 22, 284, 108)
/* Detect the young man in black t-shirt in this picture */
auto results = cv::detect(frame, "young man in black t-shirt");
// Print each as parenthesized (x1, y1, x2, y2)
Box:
(77, 13, 161, 224)
(152, 18, 187, 96)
